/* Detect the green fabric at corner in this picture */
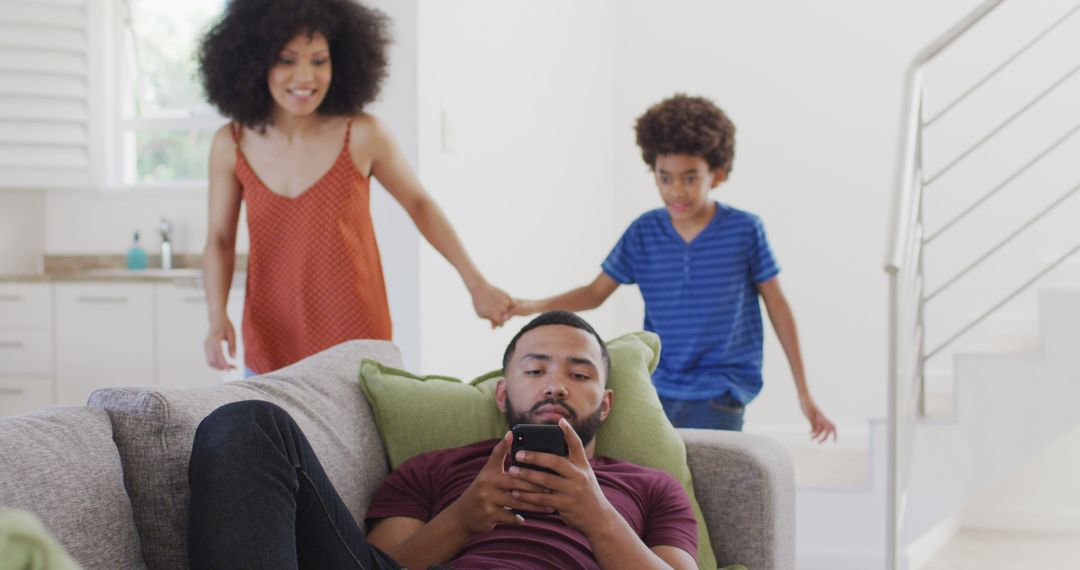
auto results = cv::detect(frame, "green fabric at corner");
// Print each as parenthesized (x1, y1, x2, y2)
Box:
(0, 510, 81, 570)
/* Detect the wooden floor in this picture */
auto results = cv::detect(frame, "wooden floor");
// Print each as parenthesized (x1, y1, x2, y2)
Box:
(922, 528, 1080, 569)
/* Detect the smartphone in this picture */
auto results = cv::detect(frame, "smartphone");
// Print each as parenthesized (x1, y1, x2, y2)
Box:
(511, 424, 569, 475)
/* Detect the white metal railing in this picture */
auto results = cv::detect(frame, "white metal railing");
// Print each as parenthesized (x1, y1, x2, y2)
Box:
(884, 1, 1080, 568)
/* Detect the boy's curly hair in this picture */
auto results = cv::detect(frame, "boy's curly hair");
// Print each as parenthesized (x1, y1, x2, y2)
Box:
(635, 94, 736, 174)
(198, 0, 391, 128)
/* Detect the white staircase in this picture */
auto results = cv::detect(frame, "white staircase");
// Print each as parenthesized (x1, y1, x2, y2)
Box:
(788, 283, 1080, 569)
(879, 1, 1080, 568)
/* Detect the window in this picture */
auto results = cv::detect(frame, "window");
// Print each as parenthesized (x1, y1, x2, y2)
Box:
(0, 0, 97, 189)
(118, 0, 224, 187)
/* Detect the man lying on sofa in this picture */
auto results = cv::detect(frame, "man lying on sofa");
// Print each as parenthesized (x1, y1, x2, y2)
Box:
(188, 311, 698, 569)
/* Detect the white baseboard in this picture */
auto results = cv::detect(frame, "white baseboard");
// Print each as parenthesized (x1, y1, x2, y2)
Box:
(963, 506, 1080, 534)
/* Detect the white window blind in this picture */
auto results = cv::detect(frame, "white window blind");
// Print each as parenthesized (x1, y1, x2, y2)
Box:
(0, 0, 107, 189)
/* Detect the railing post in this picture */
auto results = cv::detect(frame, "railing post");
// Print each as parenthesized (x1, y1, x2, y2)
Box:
(915, 120, 927, 418)
(886, 271, 899, 570)
(880, 2, 1064, 568)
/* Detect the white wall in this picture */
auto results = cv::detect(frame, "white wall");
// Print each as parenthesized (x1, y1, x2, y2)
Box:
(43, 188, 242, 255)
(368, 0, 421, 370)
(610, 0, 989, 431)
(0, 191, 45, 273)
(412, 0, 1026, 434)
(415, 0, 619, 376)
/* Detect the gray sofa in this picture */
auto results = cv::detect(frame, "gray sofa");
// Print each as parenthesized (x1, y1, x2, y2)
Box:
(0, 340, 795, 569)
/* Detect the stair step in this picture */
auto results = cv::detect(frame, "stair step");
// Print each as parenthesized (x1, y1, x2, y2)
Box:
(1040, 284, 1080, 292)
(954, 333, 1041, 357)
(923, 390, 955, 420)
(922, 528, 1080, 569)
(753, 428, 874, 491)
(788, 446, 870, 489)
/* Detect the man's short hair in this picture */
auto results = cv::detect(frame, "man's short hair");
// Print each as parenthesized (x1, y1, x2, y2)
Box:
(635, 93, 736, 174)
(502, 311, 611, 380)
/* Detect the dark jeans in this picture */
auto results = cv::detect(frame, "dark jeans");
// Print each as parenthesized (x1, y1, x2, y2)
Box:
(188, 400, 402, 570)
(659, 393, 745, 431)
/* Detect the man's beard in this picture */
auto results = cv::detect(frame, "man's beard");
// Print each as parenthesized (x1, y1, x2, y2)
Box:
(504, 393, 604, 448)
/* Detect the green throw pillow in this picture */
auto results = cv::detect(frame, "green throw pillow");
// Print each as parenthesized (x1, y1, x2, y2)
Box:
(358, 331, 718, 570)
(0, 509, 81, 570)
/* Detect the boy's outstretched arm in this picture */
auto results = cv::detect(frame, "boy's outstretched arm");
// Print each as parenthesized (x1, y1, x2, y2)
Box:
(509, 272, 619, 318)
(758, 277, 838, 443)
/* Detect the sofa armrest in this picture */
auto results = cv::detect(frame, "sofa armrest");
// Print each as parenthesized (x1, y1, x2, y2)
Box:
(88, 339, 402, 570)
(679, 429, 795, 570)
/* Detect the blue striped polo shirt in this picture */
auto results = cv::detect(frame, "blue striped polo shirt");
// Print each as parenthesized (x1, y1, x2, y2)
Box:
(602, 202, 780, 403)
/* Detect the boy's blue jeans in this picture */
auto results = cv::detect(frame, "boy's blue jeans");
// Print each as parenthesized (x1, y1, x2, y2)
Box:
(659, 394, 745, 431)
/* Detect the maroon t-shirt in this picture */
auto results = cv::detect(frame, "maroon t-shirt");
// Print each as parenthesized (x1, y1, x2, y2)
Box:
(365, 439, 697, 570)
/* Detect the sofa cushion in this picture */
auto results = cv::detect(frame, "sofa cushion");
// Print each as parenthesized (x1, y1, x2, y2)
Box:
(359, 331, 718, 569)
(87, 340, 401, 570)
(0, 407, 146, 569)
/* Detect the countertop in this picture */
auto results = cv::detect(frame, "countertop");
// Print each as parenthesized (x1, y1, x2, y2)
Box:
(0, 268, 246, 286)
(0, 255, 247, 286)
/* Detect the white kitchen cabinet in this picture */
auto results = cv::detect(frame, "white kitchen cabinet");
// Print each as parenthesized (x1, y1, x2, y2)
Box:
(54, 282, 156, 406)
(0, 283, 55, 416)
(156, 283, 244, 387)
(3, 277, 247, 415)
(0, 330, 53, 375)
(0, 283, 53, 327)
(0, 377, 52, 417)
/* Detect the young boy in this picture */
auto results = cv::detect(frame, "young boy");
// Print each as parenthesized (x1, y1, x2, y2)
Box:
(511, 94, 836, 441)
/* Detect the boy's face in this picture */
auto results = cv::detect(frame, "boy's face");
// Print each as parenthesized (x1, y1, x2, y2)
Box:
(654, 154, 726, 226)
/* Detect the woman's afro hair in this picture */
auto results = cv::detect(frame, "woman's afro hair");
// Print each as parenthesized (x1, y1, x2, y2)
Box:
(198, 0, 390, 128)
(634, 94, 736, 174)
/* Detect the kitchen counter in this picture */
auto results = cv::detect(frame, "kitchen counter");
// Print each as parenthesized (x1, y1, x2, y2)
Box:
(5, 268, 246, 284)
(0, 269, 246, 286)
(0, 255, 247, 286)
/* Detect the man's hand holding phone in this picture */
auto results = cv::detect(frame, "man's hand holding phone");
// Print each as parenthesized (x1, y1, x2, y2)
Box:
(443, 431, 555, 534)
(507, 418, 618, 534)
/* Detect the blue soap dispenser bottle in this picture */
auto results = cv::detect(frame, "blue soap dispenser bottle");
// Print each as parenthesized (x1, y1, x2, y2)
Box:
(126, 230, 148, 270)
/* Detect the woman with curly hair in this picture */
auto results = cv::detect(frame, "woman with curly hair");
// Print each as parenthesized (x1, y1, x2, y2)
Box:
(198, 0, 511, 375)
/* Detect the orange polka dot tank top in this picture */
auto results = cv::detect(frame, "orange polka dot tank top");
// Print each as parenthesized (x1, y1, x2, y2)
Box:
(233, 120, 392, 374)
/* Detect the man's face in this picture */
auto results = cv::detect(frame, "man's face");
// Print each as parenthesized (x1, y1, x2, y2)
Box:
(496, 325, 613, 448)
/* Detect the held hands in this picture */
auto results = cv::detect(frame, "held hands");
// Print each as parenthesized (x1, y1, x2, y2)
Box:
(493, 298, 542, 327)
(445, 432, 553, 534)
(204, 319, 237, 370)
(470, 281, 513, 328)
(507, 299, 542, 319)
(800, 395, 838, 443)
(506, 418, 616, 533)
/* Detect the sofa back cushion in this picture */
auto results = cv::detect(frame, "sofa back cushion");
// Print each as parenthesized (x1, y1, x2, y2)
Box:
(0, 406, 147, 569)
(87, 340, 401, 570)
